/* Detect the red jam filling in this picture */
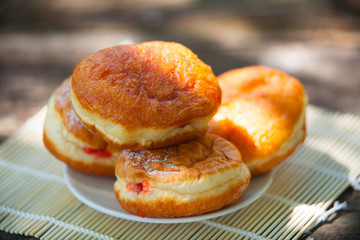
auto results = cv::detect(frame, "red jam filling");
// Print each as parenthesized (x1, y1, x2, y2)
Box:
(96, 149, 112, 158)
(141, 180, 150, 193)
(179, 123, 188, 128)
(126, 180, 150, 194)
(136, 209, 146, 218)
(83, 147, 112, 158)
(83, 147, 96, 154)
(126, 182, 143, 194)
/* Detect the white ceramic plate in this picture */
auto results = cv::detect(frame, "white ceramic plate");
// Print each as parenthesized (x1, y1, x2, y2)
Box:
(64, 167, 273, 223)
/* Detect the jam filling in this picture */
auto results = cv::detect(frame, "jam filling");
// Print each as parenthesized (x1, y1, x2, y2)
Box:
(136, 209, 146, 218)
(83, 147, 112, 158)
(179, 123, 188, 128)
(126, 180, 150, 194)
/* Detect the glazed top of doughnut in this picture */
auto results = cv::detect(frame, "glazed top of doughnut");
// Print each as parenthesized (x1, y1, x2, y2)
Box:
(211, 66, 306, 160)
(219, 66, 305, 105)
(115, 133, 242, 183)
(54, 78, 107, 149)
(72, 41, 221, 128)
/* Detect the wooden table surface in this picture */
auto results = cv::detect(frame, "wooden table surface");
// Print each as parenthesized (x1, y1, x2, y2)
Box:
(0, 0, 359, 239)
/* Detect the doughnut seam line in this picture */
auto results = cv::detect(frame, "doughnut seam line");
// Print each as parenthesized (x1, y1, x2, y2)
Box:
(0, 206, 114, 240)
(202, 220, 272, 240)
(0, 159, 64, 183)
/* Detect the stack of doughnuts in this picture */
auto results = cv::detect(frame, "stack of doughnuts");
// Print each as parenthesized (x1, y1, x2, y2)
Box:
(43, 41, 306, 218)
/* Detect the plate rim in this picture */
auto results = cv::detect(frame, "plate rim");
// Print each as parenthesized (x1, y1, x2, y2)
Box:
(64, 167, 273, 224)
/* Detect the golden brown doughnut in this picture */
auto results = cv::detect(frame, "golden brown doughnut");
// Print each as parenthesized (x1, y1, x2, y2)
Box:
(114, 133, 251, 218)
(208, 66, 307, 175)
(43, 78, 118, 177)
(71, 41, 221, 149)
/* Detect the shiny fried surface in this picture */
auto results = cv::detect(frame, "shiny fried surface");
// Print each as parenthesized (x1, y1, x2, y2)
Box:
(43, 81, 117, 177)
(209, 66, 306, 174)
(72, 41, 221, 129)
(54, 78, 107, 149)
(116, 133, 241, 183)
(114, 133, 251, 217)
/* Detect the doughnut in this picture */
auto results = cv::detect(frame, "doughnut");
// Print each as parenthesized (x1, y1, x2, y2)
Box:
(71, 41, 221, 149)
(43, 78, 118, 177)
(114, 133, 251, 218)
(208, 66, 307, 175)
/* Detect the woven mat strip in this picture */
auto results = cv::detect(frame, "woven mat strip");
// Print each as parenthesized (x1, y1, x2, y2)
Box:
(0, 105, 359, 240)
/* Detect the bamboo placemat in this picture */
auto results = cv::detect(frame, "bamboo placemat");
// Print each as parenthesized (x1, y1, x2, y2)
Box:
(1, 105, 359, 240)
